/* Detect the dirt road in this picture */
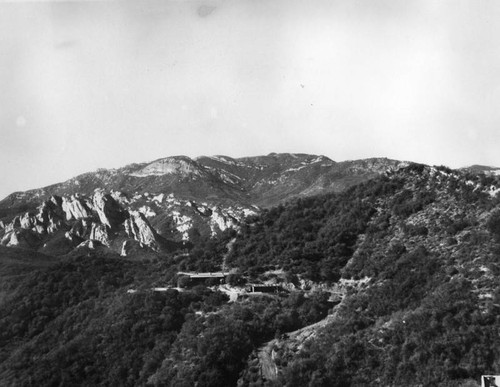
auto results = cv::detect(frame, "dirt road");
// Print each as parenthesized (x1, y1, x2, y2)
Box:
(256, 312, 338, 382)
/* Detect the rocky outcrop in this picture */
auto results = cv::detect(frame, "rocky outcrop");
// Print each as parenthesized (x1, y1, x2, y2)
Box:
(128, 156, 205, 178)
(120, 239, 146, 257)
(124, 211, 161, 251)
(1, 228, 40, 249)
(62, 196, 93, 220)
(64, 230, 85, 246)
(0, 184, 253, 255)
(4, 216, 21, 233)
(92, 190, 126, 230)
(36, 196, 66, 233)
(20, 212, 36, 229)
(74, 240, 116, 256)
(209, 206, 238, 235)
(89, 223, 111, 246)
(67, 218, 93, 239)
(110, 191, 130, 206)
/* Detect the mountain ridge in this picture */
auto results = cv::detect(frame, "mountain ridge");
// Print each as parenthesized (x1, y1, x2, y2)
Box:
(0, 159, 500, 386)
(0, 153, 409, 258)
(0, 153, 408, 207)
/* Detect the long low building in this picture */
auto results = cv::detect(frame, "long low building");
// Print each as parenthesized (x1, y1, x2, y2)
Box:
(178, 271, 227, 279)
(177, 271, 228, 286)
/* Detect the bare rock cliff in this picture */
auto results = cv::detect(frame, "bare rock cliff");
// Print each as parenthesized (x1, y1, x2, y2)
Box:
(124, 211, 161, 252)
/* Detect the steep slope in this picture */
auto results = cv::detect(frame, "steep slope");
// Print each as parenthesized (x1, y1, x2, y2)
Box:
(228, 164, 500, 386)
(0, 189, 253, 257)
(0, 154, 407, 255)
(0, 153, 407, 210)
(1, 163, 500, 386)
(0, 245, 59, 306)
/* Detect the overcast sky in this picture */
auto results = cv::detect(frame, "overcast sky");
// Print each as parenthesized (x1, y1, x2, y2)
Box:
(1, 0, 500, 199)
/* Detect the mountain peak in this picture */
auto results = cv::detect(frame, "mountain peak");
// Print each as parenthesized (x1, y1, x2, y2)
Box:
(460, 164, 500, 175)
(128, 156, 204, 178)
(0, 154, 414, 211)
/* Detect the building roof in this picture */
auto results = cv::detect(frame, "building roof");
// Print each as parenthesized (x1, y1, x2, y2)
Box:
(178, 271, 227, 279)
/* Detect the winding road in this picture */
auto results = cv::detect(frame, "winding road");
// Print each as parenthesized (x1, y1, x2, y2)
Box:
(256, 311, 339, 382)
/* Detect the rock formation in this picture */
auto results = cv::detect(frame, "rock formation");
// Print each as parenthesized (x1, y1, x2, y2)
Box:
(62, 196, 93, 220)
(124, 211, 161, 252)
(92, 190, 126, 230)
(89, 223, 111, 247)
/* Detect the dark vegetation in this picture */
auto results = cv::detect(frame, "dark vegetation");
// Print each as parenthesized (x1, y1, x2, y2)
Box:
(227, 174, 407, 282)
(279, 278, 500, 387)
(0, 249, 330, 386)
(228, 165, 500, 385)
(1, 164, 500, 386)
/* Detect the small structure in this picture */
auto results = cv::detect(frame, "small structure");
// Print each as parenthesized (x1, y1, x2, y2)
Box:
(482, 375, 500, 387)
(177, 271, 227, 287)
(246, 284, 282, 293)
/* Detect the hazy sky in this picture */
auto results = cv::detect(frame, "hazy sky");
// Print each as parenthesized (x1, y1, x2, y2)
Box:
(1, 0, 500, 199)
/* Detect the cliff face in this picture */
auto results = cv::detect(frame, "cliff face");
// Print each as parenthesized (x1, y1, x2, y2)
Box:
(124, 211, 161, 252)
(0, 190, 155, 256)
(0, 189, 255, 257)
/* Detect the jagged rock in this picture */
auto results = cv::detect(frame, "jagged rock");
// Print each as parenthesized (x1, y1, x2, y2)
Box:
(76, 240, 102, 250)
(68, 218, 93, 239)
(195, 205, 213, 217)
(92, 190, 126, 230)
(64, 231, 84, 245)
(34, 224, 45, 234)
(110, 191, 130, 205)
(49, 195, 63, 208)
(89, 223, 110, 246)
(1, 229, 40, 249)
(5, 216, 21, 233)
(0, 231, 10, 245)
(62, 196, 93, 220)
(124, 211, 161, 251)
(36, 197, 66, 233)
(120, 239, 146, 256)
(20, 212, 36, 229)
(209, 206, 238, 235)
(73, 239, 116, 256)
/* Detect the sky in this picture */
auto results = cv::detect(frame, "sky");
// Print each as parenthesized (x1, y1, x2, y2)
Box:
(1, 0, 500, 199)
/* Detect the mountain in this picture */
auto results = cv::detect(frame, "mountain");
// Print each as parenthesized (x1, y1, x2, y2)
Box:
(0, 154, 407, 257)
(230, 164, 500, 386)
(1, 153, 407, 208)
(460, 164, 500, 175)
(1, 162, 499, 386)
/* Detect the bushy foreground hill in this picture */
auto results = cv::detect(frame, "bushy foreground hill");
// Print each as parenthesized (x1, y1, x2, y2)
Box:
(0, 163, 499, 386)
(0, 250, 330, 386)
(230, 164, 500, 386)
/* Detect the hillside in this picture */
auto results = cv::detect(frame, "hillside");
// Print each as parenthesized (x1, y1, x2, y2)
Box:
(0, 161, 499, 386)
(0, 154, 407, 209)
(0, 154, 406, 257)
(231, 164, 500, 385)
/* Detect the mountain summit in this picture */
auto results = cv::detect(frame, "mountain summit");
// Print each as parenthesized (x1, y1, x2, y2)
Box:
(1, 153, 408, 207)
(0, 153, 407, 257)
